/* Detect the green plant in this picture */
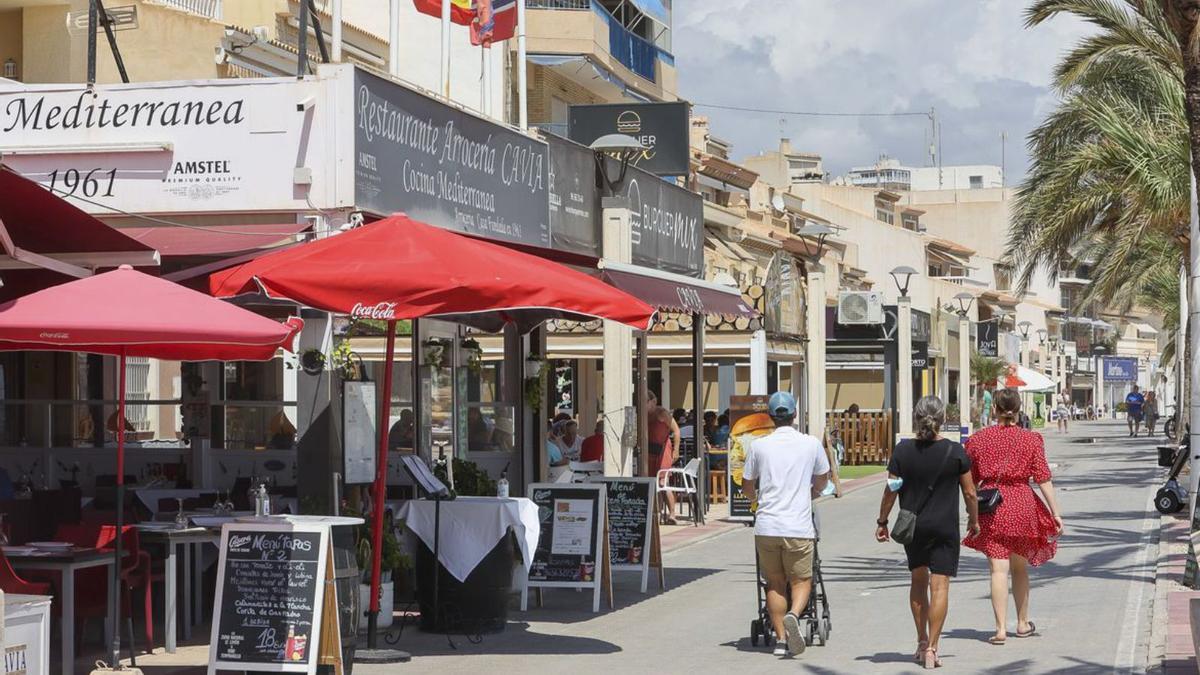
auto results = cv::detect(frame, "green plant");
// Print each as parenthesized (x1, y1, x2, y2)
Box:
(345, 506, 411, 577)
(524, 356, 546, 409)
(461, 337, 483, 374)
(423, 338, 450, 369)
(945, 403, 961, 425)
(433, 457, 497, 497)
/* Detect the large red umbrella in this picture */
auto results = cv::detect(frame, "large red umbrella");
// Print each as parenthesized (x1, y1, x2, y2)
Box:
(0, 265, 301, 666)
(210, 215, 655, 639)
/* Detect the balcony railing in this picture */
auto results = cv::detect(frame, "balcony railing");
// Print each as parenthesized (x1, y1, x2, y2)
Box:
(526, 0, 589, 8)
(154, 0, 223, 21)
(602, 7, 658, 82)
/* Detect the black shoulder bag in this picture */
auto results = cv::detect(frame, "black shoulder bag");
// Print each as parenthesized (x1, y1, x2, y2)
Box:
(892, 444, 954, 546)
(977, 444, 1016, 515)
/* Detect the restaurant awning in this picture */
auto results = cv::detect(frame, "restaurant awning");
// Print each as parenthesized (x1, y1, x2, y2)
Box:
(123, 223, 310, 257)
(598, 260, 757, 318)
(0, 165, 159, 279)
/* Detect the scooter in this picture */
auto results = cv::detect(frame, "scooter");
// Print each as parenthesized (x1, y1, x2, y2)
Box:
(1156, 428, 1191, 514)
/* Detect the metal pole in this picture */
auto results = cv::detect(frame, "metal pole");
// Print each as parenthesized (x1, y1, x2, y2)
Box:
(805, 269, 825, 438)
(897, 295, 913, 436)
(388, 0, 400, 76)
(109, 349, 126, 667)
(692, 313, 705, 523)
(366, 322, 396, 648)
(440, 0, 451, 99)
(1188, 163, 1200, 503)
(958, 315, 970, 434)
(95, 0, 128, 83)
(332, 0, 343, 62)
(297, 0, 308, 78)
(87, 0, 97, 85)
(412, 319, 422, 459)
(636, 331, 648, 477)
(517, 0, 527, 130)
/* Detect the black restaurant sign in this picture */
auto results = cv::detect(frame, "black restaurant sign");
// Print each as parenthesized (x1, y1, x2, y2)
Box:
(977, 321, 999, 357)
(911, 341, 930, 370)
(616, 162, 704, 278)
(210, 524, 329, 674)
(568, 102, 690, 176)
(353, 68, 550, 248)
(546, 134, 599, 257)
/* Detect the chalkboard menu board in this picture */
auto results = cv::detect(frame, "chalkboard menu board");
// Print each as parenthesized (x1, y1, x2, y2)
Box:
(208, 523, 330, 675)
(525, 483, 607, 612)
(594, 478, 652, 567)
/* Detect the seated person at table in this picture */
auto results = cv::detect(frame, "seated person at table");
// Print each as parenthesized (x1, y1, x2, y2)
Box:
(389, 409, 415, 450)
(711, 413, 731, 449)
(555, 420, 584, 461)
(581, 420, 605, 463)
(268, 410, 297, 449)
(546, 425, 571, 481)
(703, 410, 719, 445)
(467, 407, 493, 452)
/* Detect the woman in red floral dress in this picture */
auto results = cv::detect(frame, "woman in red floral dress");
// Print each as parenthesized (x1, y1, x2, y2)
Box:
(963, 389, 1064, 645)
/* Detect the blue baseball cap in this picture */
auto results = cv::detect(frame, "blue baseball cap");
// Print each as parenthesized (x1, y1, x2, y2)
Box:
(768, 391, 797, 418)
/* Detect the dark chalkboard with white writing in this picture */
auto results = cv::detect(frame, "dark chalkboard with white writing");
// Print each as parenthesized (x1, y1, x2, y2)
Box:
(524, 483, 608, 612)
(208, 523, 330, 675)
(593, 477, 657, 594)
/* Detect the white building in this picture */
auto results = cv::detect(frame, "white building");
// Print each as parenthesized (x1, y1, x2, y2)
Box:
(842, 156, 1004, 191)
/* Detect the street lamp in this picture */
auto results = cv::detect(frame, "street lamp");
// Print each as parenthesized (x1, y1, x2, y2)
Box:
(890, 265, 917, 298)
(1037, 328, 1048, 345)
(798, 221, 835, 442)
(590, 133, 646, 195)
(952, 292, 973, 435)
(890, 266, 919, 436)
(797, 222, 835, 262)
(1018, 320, 1032, 340)
(953, 292, 974, 317)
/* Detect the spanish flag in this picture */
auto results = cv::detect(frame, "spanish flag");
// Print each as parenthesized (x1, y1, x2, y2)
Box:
(470, 0, 517, 47)
(412, 0, 475, 25)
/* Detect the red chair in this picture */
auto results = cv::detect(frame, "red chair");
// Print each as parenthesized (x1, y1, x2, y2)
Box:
(0, 548, 51, 596)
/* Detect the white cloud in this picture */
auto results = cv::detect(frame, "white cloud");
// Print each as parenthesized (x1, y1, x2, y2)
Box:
(673, 0, 1093, 178)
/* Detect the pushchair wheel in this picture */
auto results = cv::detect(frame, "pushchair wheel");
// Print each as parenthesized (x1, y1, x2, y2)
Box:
(750, 620, 761, 647)
(819, 616, 831, 644)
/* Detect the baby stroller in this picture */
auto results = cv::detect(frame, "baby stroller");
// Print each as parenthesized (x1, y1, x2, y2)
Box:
(749, 512, 832, 648)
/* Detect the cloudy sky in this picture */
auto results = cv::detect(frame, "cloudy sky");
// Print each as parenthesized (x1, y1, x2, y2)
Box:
(673, 1, 1093, 180)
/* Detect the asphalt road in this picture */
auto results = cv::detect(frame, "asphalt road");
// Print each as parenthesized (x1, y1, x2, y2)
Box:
(373, 420, 1161, 674)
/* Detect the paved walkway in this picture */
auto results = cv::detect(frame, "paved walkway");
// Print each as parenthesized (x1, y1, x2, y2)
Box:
(120, 421, 1160, 674)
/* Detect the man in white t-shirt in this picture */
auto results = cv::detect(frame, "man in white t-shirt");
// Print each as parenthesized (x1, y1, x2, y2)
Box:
(742, 391, 830, 658)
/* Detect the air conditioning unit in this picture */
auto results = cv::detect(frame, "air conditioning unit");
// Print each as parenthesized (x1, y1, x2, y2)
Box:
(838, 291, 884, 325)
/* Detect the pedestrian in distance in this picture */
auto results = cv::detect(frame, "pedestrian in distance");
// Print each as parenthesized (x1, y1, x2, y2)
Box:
(1125, 384, 1145, 437)
(647, 392, 681, 524)
(963, 388, 1063, 645)
(876, 396, 979, 669)
(742, 391, 830, 658)
(1055, 390, 1071, 434)
(1145, 390, 1160, 436)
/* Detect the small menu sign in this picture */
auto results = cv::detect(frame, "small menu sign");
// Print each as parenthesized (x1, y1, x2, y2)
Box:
(596, 478, 651, 567)
(525, 483, 608, 613)
(209, 523, 330, 674)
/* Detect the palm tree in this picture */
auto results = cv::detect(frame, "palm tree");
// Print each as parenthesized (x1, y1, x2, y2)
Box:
(969, 352, 1010, 425)
(1010, 0, 1188, 300)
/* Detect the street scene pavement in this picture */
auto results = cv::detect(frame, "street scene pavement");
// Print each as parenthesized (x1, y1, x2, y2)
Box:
(353, 420, 1160, 674)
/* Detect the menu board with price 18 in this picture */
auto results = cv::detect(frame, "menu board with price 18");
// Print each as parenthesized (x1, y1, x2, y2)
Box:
(593, 477, 664, 594)
(524, 483, 608, 613)
(208, 523, 331, 675)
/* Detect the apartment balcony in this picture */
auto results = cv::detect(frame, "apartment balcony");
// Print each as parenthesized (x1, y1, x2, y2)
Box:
(521, 0, 677, 102)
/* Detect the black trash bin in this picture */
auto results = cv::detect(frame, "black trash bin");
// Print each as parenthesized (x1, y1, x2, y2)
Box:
(415, 531, 515, 634)
(1159, 445, 1178, 468)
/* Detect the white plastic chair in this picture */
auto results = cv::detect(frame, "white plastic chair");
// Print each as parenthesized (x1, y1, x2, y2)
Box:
(657, 458, 701, 526)
(569, 460, 604, 483)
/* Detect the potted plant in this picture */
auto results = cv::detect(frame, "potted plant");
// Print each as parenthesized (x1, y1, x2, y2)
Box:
(524, 355, 546, 409)
(461, 336, 483, 374)
(433, 457, 497, 497)
(350, 508, 412, 630)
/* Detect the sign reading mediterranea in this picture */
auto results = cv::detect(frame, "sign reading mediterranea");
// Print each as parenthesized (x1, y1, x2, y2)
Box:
(353, 68, 549, 249)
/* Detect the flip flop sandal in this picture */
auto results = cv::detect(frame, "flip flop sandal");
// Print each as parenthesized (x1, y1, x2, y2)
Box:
(1014, 622, 1037, 638)
(987, 635, 1006, 645)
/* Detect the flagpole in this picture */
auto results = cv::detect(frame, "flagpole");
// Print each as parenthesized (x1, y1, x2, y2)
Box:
(517, 0, 527, 130)
(389, 0, 400, 76)
(441, 0, 451, 99)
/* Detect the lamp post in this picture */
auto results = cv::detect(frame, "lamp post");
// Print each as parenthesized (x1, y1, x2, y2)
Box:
(1037, 328, 1049, 378)
(954, 292, 974, 434)
(800, 222, 834, 439)
(591, 134, 645, 477)
(891, 265, 917, 435)
(1017, 320, 1032, 412)
(1049, 336, 1060, 395)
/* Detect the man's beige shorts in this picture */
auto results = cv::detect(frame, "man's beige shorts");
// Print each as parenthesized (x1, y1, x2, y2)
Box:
(755, 536, 815, 580)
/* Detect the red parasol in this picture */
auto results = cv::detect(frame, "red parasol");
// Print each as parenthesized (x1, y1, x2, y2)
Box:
(0, 265, 301, 666)
(209, 214, 656, 639)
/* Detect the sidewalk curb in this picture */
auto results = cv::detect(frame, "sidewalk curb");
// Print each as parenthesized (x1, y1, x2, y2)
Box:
(1150, 512, 1192, 674)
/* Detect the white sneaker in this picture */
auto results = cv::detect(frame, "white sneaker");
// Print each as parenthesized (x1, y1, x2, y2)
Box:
(783, 612, 806, 655)
(772, 644, 787, 657)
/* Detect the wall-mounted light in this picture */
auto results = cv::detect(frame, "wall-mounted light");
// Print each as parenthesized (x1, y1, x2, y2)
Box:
(3, 58, 17, 81)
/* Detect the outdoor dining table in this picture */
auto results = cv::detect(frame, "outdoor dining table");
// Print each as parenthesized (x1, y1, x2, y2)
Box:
(5, 546, 114, 675)
(135, 523, 224, 652)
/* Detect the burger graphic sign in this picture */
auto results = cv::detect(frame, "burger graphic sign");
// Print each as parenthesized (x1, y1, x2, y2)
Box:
(727, 395, 775, 521)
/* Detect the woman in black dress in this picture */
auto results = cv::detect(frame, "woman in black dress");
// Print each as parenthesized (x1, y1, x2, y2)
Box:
(876, 396, 980, 669)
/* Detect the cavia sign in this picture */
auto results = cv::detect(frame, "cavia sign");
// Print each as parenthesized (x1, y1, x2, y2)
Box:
(568, 102, 690, 176)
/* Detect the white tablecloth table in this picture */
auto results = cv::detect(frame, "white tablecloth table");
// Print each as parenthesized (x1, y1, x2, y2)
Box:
(396, 496, 539, 583)
(134, 489, 215, 514)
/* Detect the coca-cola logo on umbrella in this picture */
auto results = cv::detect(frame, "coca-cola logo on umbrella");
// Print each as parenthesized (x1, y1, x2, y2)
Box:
(351, 302, 397, 320)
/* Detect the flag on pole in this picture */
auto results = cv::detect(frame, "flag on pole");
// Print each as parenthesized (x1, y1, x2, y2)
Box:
(412, 0, 474, 24)
(471, 0, 517, 46)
